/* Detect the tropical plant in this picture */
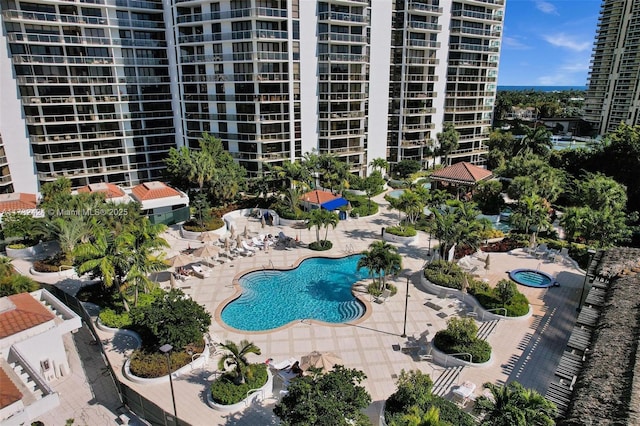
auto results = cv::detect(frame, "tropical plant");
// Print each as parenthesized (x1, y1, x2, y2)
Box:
(431, 201, 484, 260)
(37, 216, 94, 264)
(306, 209, 339, 247)
(370, 157, 389, 176)
(1, 213, 40, 244)
(474, 381, 556, 426)
(274, 365, 371, 426)
(433, 317, 491, 363)
(357, 241, 402, 292)
(130, 288, 211, 350)
(397, 190, 424, 227)
(394, 160, 422, 179)
(510, 195, 551, 246)
(436, 123, 460, 166)
(515, 125, 553, 157)
(495, 279, 517, 306)
(217, 339, 262, 385)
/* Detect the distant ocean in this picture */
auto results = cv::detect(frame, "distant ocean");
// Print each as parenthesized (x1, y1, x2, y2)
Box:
(498, 85, 587, 92)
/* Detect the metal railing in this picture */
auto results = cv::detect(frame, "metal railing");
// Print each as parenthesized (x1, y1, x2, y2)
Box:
(445, 352, 473, 367)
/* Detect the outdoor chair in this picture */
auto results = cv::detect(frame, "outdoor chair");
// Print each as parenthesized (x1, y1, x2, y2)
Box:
(375, 288, 392, 304)
(418, 345, 433, 361)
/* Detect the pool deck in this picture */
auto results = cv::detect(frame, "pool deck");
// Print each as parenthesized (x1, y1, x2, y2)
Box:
(15, 191, 588, 425)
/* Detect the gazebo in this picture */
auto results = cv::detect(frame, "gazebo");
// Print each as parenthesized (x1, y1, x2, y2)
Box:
(300, 190, 348, 212)
(429, 162, 493, 199)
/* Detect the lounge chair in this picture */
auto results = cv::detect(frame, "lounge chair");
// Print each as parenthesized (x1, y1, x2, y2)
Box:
(534, 244, 549, 259)
(375, 288, 392, 304)
(251, 237, 265, 247)
(418, 345, 433, 361)
(242, 240, 259, 252)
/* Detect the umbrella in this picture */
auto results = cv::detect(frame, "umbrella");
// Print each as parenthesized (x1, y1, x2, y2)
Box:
(529, 233, 536, 249)
(193, 245, 220, 259)
(224, 238, 230, 251)
(198, 232, 219, 243)
(462, 274, 469, 294)
(236, 234, 243, 247)
(485, 254, 491, 271)
(169, 272, 176, 289)
(300, 351, 343, 373)
(165, 253, 193, 268)
(261, 216, 266, 228)
(243, 225, 249, 238)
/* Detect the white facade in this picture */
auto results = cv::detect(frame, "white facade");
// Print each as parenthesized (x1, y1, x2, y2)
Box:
(0, 289, 82, 425)
(0, 0, 504, 190)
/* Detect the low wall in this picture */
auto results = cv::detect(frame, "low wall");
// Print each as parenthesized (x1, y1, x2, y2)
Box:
(279, 217, 306, 227)
(206, 368, 273, 412)
(222, 208, 280, 231)
(382, 231, 418, 245)
(430, 345, 494, 368)
(180, 227, 226, 240)
(419, 274, 532, 321)
(29, 266, 75, 278)
(6, 243, 42, 259)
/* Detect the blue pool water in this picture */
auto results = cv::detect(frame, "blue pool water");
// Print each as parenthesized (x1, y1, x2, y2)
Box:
(221, 255, 368, 331)
(387, 183, 432, 199)
(509, 269, 555, 288)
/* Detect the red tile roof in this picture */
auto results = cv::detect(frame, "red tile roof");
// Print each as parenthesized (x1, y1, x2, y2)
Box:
(0, 367, 22, 409)
(300, 190, 339, 205)
(0, 293, 55, 339)
(77, 182, 126, 199)
(0, 193, 37, 213)
(130, 181, 182, 201)
(430, 162, 493, 185)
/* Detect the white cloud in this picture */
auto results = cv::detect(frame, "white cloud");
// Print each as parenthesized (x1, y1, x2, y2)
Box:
(534, 0, 558, 15)
(537, 58, 590, 86)
(503, 36, 531, 50)
(543, 33, 591, 51)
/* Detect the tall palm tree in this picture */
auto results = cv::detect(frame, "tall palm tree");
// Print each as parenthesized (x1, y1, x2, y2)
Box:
(397, 190, 424, 227)
(38, 216, 94, 263)
(510, 195, 551, 246)
(516, 125, 552, 157)
(357, 241, 402, 292)
(436, 123, 460, 166)
(218, 340, 262, 384)
(306, 209, 339, 245)
(369, 158, 389, 176)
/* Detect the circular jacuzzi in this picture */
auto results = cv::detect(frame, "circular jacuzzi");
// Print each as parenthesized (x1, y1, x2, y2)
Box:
(509, 269, 556, 288)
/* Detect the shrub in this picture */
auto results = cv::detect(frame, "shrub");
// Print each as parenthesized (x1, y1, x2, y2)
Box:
(344, 193, 379, 217)
(473, 290, 530, 317)
(367, 282, 398, 297)
(483, 236, 527, 252)
(385, 226, 417, 237)
(99, 307, 132, 329)
(7, 243, 28, 249)
(210, 363, 268, 405)
(423, 260, 465, 290)
(433, 317, 491, 363)
(129, 348, 194, 378)
(182, 216, 225, 232)
(309, 240, 333, 251)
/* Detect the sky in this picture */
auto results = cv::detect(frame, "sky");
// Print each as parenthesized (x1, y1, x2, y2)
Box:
(498, 0, 602, 86)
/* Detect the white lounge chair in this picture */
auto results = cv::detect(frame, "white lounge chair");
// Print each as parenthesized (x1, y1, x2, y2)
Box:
(252, 237, 265, 247)
(268, 357, 297, 370)
(243, 240, 259, 252)
(375, 288, 392, 304)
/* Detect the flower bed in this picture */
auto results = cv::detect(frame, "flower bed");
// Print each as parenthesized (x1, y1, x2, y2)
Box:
(208, 365, 272, 412)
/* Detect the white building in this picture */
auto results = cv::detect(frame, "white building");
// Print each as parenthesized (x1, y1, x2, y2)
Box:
(0, 289, 82, 425)
(0, 0, 504, 190)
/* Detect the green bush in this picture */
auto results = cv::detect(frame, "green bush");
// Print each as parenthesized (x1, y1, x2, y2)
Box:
(433, 317, 492, 363)
(210, 363, 268, 405)
(128, 349, 194, 378)
(367, 282, 398, 297)
(182, 216, 225, 232)
(385, 226, 417, 237)
(344, 193, 379, 217)
(99, 307, 132, 329)
(473, 291, 530, 317)
(426, 397, 476, 426)
(423, 260, 465, 290)
(309, 240, 333, 251)
(7, 243, 28, 249)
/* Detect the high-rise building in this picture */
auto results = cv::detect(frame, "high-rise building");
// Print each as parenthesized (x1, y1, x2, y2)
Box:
(0, 0, 504, 192)
(585, 0, 640, 135)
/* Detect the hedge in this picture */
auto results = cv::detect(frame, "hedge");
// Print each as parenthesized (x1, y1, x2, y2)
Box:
(210, 364, 268, 405)
(385, 226, 417, 237)
(129, 349, 194, 378)
(309, 240, 333, 251)
(433, 331, 492, 364)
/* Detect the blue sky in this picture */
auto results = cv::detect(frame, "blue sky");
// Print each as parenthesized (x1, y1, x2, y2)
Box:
(498, 0, 602, 86)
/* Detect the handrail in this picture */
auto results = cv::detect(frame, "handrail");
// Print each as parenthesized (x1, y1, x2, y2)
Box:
(445, 352, 473, 367)
(482, 307, 507, 320)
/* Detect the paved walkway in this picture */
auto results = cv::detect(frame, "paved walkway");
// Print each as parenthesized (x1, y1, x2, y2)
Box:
(15, 191, 587, 425)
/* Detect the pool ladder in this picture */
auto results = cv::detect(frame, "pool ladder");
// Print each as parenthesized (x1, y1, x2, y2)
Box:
(262, 260, 275, 277)
(345, 244, 355, 254)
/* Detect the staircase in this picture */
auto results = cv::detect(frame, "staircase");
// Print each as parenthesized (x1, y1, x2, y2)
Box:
(0, 357, 43, 403)
(431, 366, 464, 397)
(476, 320, 500, 341)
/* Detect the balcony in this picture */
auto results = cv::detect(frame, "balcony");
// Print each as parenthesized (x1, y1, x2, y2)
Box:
(318, 33, 367, 43)
(318, 53, 369, 62)
(318, 11, 369, 24)
(34, 147, 127, 162)
(407, 2, 443, 14)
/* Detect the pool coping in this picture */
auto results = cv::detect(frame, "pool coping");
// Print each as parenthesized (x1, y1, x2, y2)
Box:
(214, 253, 374, 334)
(508, 268, 556, 288)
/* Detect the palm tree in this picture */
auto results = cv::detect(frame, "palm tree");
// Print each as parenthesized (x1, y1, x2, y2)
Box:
(369, 158, 389, 176)
(431, 201, 483, 260)
(38, 216, 94, 264)
(218, 340, 261, 384)
(516, 125, 552, 156)
(306, 209, 339, 246)
(397, 190, 424, 228)
(436, 123, 459, 166)
(474, 381, 555, 426)
(510, 195, 551, 246)
(357, 241, 402, 292)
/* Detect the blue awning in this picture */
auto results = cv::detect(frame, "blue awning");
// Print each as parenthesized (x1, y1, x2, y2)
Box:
(321, 197, 348, 211)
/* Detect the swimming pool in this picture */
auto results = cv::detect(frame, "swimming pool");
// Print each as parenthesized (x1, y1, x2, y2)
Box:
(221, 255, 368, 331)
(509, 269, 555, 288)
(387, 183, 431, 199)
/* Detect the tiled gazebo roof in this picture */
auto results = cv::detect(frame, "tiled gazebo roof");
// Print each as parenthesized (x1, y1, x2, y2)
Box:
(77, 182, 126, 199)
(0, 193, 37, 213)
(430, 162, 493, 185)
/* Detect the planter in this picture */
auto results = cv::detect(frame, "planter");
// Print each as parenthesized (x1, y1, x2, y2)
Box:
(29, 266, 75, 277)
(180, 225, 226, 240)
(207, 369, 273, 412)
(430, 344, 494, 368)
(222, 208, 280, 232)
(419, 275, 532, 321)
(6, 243, 41, 259)
(278, 217, 305, 227)
(123, 343, 210, 385)
(382, 231, 418, 245)
(344, 189, 366, 197)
